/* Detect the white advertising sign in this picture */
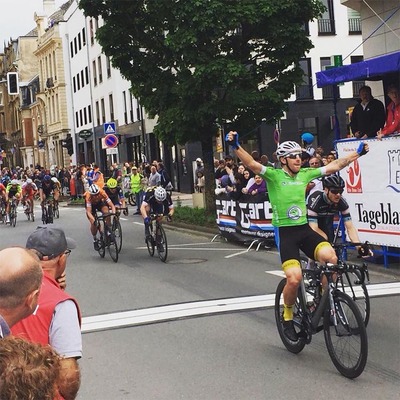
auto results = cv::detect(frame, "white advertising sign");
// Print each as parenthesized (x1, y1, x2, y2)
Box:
(336, 136, 400, 247)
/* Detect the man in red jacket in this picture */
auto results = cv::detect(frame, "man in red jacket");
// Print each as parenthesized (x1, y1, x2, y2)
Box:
(12, 227, 82, 400)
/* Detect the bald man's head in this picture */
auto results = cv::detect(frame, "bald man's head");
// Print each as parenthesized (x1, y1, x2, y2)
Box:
(0, 247, 43, 310)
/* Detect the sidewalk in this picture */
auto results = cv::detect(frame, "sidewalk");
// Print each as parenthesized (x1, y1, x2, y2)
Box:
(171, 192, 194, 207)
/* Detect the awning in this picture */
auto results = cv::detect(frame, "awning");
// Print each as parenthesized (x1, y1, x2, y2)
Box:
(316, 51, 400, 88)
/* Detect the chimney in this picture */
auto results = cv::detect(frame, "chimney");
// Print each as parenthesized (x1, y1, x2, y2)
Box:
(43, 0, 56, 16)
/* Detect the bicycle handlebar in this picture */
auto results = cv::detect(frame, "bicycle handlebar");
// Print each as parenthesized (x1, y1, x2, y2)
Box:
(314, 262, 367, 285)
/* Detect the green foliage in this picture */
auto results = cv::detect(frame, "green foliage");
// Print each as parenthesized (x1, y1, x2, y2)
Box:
(79, 0, 325, 145)
(173, 206, 216, 228)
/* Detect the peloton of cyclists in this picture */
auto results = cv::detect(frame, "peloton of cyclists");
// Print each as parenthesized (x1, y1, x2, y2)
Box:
(5, 179, 22, 224)
(104, 178, 128, 215)
(84, 183, 116, 250)
(21, 178, 38, 214)
(225, 131, 369, 342)
(140, 186, 174, 241)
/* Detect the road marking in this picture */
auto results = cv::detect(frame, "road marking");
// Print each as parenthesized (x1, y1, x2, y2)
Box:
(81, 281, 400, 333)
(137, 246, 236, 251)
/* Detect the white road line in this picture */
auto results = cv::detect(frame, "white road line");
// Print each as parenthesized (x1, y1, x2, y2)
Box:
(81, 281, 400, 333)
(225, 249, 254, 259)
(136, 246, 235, 251)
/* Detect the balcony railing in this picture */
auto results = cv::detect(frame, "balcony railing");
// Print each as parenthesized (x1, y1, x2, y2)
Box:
(348, 18, 361, 34)
(296, 84, 314, 100)
(318, 19, 335, 35)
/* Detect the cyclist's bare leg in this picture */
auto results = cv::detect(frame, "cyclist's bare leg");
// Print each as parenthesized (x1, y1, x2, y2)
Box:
(315, 242, 338, 287)
(282, 263, 303, 306)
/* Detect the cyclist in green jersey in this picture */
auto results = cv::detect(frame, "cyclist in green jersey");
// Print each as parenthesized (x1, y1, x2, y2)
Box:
(226, 131, 369, 341)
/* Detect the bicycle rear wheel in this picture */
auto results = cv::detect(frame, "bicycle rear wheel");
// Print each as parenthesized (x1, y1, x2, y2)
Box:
(112, 217, 122, 252)
(156, 224, 168, 262)
(98, 232, 106, 258)
(274, 278, 307, 354)
(47, 204, 53, 224)
(323, 291, 368, 379)
(42, 206, 48, 224)
(336, 272, 370, 327)
(54, 203, 60, 219)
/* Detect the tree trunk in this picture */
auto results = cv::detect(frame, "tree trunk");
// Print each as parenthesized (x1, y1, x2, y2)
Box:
(201, 138, 216, 214)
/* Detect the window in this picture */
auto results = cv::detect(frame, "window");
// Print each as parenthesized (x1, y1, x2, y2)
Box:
(74, 37, 77, 55)
(88, 105, 92, 123)
(318, 0, 335, 35)
(351, 56, 364, 97)
(92, 60, 97, 86)
(78, 33, 82, 50)
(101, 98, 106, 124)
(82, 28, 86, 46)
(73, 76, 76, 93)
(98, 56, 103, 84)
(79, 109, 83, 127)
(348, 9, 361, 34)
(123, 91, 128, 124)
(84, 108, 87, 125)
(109, 94, 114, 121)
(295, 58, 313, 100)
(76, 73, 80, 91)
(75, 111, 79, 128)
(106, 57, 111, 78)
(70, 41, 74, 58)
(320, 57, 334, 99)
(85, 67, 89, 85)
(95, 101, 100, 126)
(89, 19, 94, 45)
(81, 70, 84, 88)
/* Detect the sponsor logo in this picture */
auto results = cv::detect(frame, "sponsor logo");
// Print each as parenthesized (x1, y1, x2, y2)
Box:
(346, 159, 362, 193)
(388, 150, 400, 193)
(287, 206, 302, 220)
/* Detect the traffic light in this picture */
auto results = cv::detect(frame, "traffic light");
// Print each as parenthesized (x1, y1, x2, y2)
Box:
(7, 72, 19, 95)
(62, 136, 74, 156)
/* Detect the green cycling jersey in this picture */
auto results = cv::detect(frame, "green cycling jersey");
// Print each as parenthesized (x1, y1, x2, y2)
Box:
(260, 165, 324, 227)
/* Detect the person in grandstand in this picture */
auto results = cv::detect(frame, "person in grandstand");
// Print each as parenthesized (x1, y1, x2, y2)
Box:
(104, 178, 128, 214)
(5, 179, 22, 224)
(307, 174, 372, 256)
(140, 186, 174, 241)
(0, 181, 7, 206)
(225, 131, 369, 342)
(21, 178, 38, 213)
(84, 184, 116, 250)
(39, 175, 60, 206)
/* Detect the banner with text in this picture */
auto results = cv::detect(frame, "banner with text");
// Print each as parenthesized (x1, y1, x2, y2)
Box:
(336, 135, 400, 247)
(215, 193, 275, 242)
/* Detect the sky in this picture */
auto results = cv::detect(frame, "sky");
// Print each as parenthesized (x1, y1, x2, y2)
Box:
(0, 0, 65, 50)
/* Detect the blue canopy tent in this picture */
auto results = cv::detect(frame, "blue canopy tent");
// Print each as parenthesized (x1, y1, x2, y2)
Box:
(316, 51, 400, 88)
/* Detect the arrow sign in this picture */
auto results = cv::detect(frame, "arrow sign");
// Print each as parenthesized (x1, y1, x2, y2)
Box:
(104, 134, 119, 148)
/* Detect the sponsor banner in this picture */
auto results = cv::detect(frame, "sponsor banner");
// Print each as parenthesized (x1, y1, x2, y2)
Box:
(215, 193, 275, 242)
(336, 136, 400, 247)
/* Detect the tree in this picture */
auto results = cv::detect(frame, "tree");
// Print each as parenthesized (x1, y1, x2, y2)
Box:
(79, 0, 324, 211)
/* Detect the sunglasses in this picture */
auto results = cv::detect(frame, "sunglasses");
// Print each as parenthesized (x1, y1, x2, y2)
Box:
(330, 188, 344, 195)
(286, 153, 302, 159)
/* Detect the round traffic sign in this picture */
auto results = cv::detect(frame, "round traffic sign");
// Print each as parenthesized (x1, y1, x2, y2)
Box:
(104, 134, 118, 148)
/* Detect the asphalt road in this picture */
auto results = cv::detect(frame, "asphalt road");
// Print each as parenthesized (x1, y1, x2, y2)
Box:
(1, 203, 399, 400)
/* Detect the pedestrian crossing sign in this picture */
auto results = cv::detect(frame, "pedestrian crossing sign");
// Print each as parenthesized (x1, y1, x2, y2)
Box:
(104, 122, 116, 135)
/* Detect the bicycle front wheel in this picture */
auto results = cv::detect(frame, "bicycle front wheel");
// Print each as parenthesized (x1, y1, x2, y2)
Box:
(106, 226, 119, 263)
(10, 207, 17, 227)
(112, 217, 122, 252)
(156, 224, 168, 262)
(337, 272, 370, 327)
(323, 291, 368, 379)
(42, 207, 48, 224)
(128, 193, 136, 206)
(54, 204, 60, 219)
(274, 278, 306, 354)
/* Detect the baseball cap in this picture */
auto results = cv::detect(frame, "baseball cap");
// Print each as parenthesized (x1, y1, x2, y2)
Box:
(132, 166, 138, 170)
(26, 226, 76, 259)
(196, 158, 202, 162)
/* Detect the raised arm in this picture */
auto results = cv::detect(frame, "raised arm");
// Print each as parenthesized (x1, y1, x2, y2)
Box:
(225, 131, 263, 175)
(324, 142, 369, 175)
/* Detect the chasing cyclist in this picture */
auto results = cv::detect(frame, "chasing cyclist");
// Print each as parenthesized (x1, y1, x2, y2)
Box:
(225, 131, 369, 342)
(104, 178, 128, 214)
(39, 175, 60, 206)
(140, 186, 174, 242)
(21, 178, 38, 214)
(5, 179, 22, 224)
(84, 183, 116, 250)
(307, 174, 371, 257)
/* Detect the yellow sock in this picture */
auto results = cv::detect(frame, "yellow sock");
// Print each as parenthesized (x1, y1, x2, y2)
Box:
(283, 304, 294, 321)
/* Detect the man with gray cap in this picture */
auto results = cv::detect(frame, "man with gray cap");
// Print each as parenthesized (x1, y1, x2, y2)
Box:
(12, 226, 82, 400)
(0, 247, 43, 338)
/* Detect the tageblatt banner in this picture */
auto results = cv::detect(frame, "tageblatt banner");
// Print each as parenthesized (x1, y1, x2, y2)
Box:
(336, 135, 400, 247)
(215, 193, 275, 243)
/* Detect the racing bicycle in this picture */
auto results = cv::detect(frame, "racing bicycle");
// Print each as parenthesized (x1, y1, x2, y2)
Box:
(145, 213, 168, 262)
(41, 196, 54, 224)
(8, 197, 18, 227)
(275, 261, 368, 379)
(112, 207, 128, 253)
(94, 212, 119, 263)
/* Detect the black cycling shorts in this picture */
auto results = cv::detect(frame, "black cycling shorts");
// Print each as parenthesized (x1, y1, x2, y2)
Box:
(276, 224, 329, 265)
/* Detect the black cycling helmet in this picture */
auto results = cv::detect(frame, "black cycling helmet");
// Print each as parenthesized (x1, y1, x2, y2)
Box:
(323, 174, 345, 189)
